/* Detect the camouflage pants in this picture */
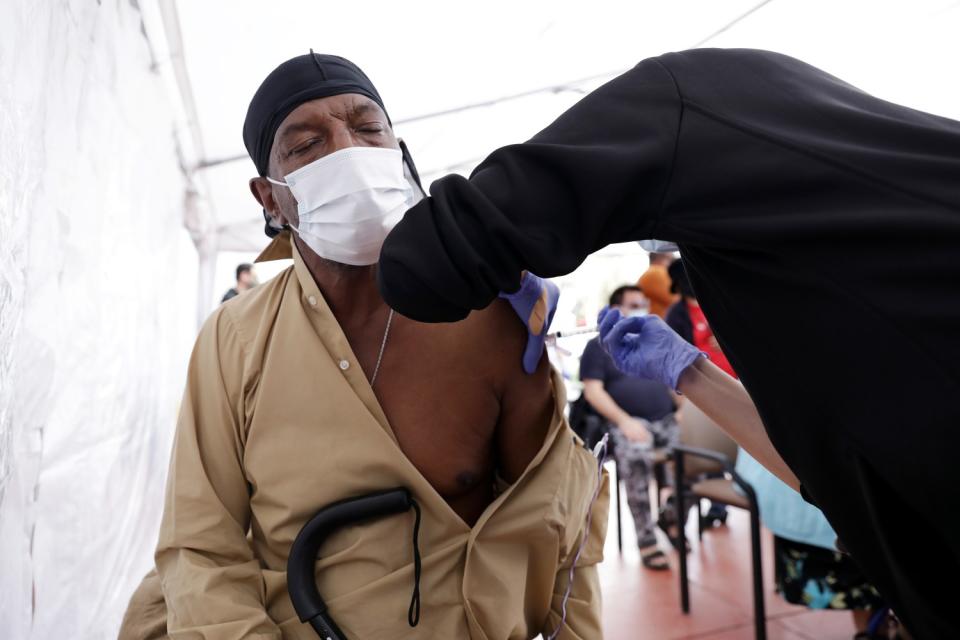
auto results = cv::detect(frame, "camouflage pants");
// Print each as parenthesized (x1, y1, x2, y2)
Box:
(609, 415, 679, 549)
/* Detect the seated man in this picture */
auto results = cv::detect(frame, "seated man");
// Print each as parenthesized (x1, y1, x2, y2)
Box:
(580, 285, 677, 570)
(119, 53, 607, 640)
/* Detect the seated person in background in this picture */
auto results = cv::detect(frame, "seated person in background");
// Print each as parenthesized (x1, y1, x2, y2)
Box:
(580, 285, 677, 570)
(735, 451, 901, 640)
(119, 52, 607, 640)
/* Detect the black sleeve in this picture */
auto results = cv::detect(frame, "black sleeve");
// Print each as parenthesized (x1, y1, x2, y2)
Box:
(578, 339, 609, 383)
(379, 47, 960, 328)
(378, 57, 681, 322)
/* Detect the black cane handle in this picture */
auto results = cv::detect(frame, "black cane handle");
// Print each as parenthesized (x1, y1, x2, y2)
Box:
(287, 488, 415, 639)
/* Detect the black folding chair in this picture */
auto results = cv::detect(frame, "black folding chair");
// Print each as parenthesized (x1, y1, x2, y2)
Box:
(672, 445, 766, 640)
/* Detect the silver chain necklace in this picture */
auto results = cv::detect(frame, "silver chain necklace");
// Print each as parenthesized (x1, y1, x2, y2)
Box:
(370, 308, 394, 387)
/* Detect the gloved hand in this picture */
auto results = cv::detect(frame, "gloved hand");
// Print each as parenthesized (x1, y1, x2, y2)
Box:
(499, 273, 560, 374)
(598, 307, 705, 390)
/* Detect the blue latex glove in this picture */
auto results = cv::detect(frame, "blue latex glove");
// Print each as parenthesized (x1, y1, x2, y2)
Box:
(499, 273, 560, 374)
(597, 307, 705, 390)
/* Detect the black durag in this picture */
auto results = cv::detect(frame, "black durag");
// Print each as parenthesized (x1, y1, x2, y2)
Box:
(242, 50, 396, 238)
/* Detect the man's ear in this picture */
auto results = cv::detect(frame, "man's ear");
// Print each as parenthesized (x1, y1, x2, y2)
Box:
(249, 177, 285, 227)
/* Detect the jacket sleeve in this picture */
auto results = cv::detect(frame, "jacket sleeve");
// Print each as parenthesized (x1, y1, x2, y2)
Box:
(378, 57, 681, 322)
(155, 307, 281, 639)
(542, 466, 610, 639)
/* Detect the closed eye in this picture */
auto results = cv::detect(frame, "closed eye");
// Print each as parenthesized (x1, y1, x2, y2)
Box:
(289, 139, 321, 156)
(357, 123, 385, 134)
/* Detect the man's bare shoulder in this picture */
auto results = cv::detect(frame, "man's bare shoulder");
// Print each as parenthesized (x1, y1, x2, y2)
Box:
(448, 299, 529, 374)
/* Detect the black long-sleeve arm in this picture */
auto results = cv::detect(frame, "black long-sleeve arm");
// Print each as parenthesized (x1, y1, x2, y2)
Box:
(378, 48, 960, 326)
(378, 57, 681, 321)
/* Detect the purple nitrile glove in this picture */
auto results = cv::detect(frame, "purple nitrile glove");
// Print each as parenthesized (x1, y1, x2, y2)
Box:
(499, 273, 560, 374)
(597, 307, 706, 390)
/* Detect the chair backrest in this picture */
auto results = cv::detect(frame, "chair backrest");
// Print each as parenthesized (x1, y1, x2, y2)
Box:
(678, 401, 739, 479)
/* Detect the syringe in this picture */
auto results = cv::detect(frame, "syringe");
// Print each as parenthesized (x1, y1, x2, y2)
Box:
(546, 326, 598, 339)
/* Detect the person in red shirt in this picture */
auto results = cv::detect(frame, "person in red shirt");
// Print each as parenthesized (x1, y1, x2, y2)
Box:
(688, 304, 736, 379)
(665, 259, 736, 379)
(664, 258, 733, 527)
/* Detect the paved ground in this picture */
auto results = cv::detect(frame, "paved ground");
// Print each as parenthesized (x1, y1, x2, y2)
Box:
(598, 464, 859, 640)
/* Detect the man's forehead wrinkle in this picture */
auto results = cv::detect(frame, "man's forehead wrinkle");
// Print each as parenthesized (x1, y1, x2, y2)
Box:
(349, 101, 381, 118)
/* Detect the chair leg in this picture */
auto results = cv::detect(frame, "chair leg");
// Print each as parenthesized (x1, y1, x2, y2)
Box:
(675, 453, 690, 614)
(697, 499, 704, 542)
(749, 501, 767, 640)
(614, 461, 623, 554)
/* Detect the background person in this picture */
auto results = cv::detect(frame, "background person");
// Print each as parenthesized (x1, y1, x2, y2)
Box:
(665, 259, 736, 379)
(664, 258, 732, 528)
(735, 451, 902, 640)
(581, 285, 677, 570)
(637, 252, 677, 318)
(221, 262, 257, 302)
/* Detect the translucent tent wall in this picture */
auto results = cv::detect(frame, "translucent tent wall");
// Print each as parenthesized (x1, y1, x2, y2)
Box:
(0, 2, 201, 637)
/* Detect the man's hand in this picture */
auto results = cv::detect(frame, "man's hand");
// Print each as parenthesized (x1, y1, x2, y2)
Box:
(617, 416, 653, 445)
(499, 272, 560, 374)
(598, 307, 705, 390)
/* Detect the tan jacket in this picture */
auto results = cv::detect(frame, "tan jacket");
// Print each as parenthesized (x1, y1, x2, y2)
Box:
(149, 236, 609, 639)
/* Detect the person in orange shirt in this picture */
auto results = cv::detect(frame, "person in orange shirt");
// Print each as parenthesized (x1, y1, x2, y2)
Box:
(637, 252, 677, 318)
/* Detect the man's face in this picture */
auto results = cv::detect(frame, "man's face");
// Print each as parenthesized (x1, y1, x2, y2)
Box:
(615, 291, 648, 315)
(249, 93, 399, 230)
(238, 269, 256, 288)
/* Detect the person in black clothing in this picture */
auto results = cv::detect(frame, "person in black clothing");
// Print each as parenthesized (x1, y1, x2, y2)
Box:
(580, 285, 677, 570)
(377, 48, 960, 638)
(664, 260, 694, 345)
(221, 263, 257, 303)
(665, 259, 732, 528)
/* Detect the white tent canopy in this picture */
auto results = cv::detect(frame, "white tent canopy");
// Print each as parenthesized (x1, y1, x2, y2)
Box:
(180, 0, 960, 244)
(171, 0, 960, 311)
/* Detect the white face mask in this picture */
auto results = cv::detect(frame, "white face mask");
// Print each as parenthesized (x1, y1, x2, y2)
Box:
(637, 239, 679, 253)
(268, 146, 422, 266)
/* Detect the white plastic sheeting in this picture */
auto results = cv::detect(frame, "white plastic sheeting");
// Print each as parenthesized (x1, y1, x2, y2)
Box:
(0, 1, 198, 638)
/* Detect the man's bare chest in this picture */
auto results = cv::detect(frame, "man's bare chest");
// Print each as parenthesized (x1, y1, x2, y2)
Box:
(374, 365, 501, 499)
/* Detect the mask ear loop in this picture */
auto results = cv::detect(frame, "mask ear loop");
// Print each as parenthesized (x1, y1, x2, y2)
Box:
(399, 139, 425, 197)
(262, 176, 292, 234)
